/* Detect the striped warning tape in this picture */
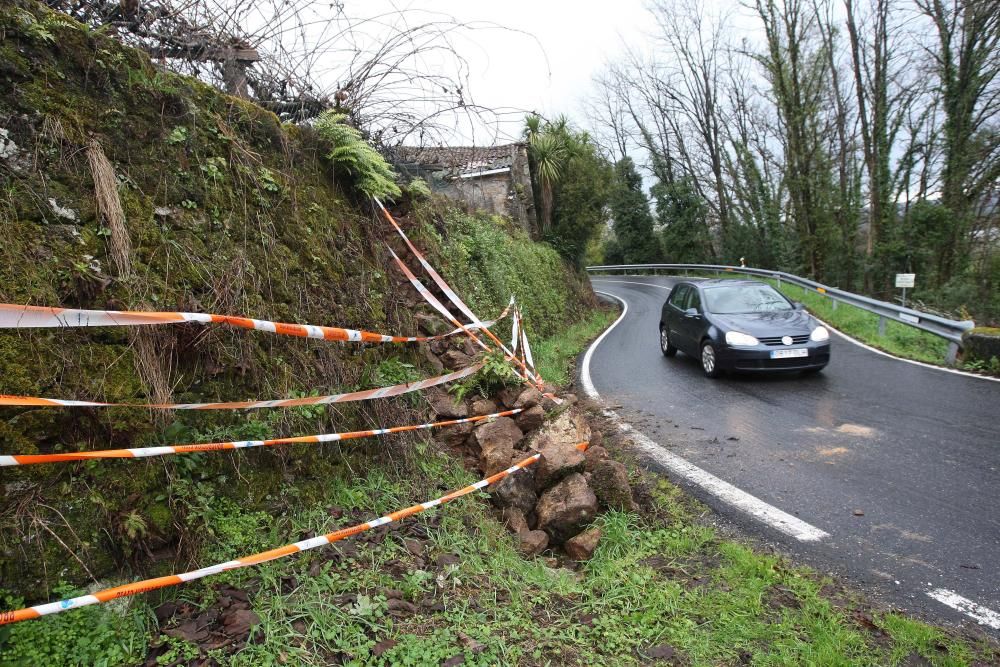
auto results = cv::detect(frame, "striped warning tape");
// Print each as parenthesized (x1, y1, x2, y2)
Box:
(375, 197, 480, 326)
(0, 363, 482, 410)
(0, 442, 589, 626)
(374, 200, 546, 390)
(0, 409, 522, 466)
(387, 247, 544, 390)
(0, 303, 507, 344)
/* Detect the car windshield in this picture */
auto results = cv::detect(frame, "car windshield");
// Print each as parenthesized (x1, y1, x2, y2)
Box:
(703, 284, 792, 314)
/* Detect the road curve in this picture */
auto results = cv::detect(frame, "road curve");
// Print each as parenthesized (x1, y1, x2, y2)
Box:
(585, 275, 1000, 634)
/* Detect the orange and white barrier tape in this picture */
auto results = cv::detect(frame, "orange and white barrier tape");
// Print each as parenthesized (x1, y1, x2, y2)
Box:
(0, 442, 589, 626)
(0, 409, 521, 466)
(0, 303, 502, 344)
(375, 201, 545, 383)
(0, 363, 482, 410)
(375, 197, 480, 326)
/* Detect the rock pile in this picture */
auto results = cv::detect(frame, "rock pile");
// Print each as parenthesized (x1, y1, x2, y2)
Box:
(425, 379, 634, 562)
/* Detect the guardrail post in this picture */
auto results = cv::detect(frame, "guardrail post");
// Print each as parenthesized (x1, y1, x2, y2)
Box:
(776, 275, 781, 288)
(878, 316, 886, 336)
(946, 342, 959, 367)
(831, 298, 838, 310)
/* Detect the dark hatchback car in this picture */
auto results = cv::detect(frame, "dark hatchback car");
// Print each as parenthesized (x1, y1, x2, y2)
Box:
(659, 279, 831, 377)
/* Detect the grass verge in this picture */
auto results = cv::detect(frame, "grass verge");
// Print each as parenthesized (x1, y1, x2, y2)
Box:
(533, 307, 617, 387)
(4, 437, 996, 666)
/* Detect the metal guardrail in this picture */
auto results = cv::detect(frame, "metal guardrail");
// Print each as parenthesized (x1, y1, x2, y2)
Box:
(586, 263, 975, 364)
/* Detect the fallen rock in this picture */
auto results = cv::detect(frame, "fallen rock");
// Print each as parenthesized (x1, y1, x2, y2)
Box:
(440, 349, 473, 370)
(513, 387, 543, 410)
(565, 528, 601, 561)
(515, 405, 545, 432)
(460, 338, 478, 357)
(471, 398, 499, 416)
(501, 507, 528, 535)
(437, 421, 474, 447)
(497, 386, 522, 408)
(527, 410, 591, 453)
(590, 459, 636, 511)
(490, 467, 537, 514)
(583, 446, 609, 472)
(415, 312, 447, 336)
(424, 387, 468, 418)
(517, 529, 549, 557)
(420, 344, 445, 372)
(534, 438, 586, 490)
(474, 417, 523, 475)
(536, 473, 598, 543)
(589, 430, 604, 449)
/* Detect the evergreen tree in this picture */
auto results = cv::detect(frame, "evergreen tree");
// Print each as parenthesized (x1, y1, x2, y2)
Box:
(609, 157, 659, 263)
(653, 177, 714, 263)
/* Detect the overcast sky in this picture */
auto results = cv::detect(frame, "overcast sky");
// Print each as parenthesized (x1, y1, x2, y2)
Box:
(368, 0, 653, 142)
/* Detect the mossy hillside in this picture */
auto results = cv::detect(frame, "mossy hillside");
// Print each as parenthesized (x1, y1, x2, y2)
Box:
(0, 1, 593, 601)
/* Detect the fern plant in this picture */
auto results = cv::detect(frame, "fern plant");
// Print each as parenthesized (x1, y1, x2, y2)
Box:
(314, 111, 401, 199)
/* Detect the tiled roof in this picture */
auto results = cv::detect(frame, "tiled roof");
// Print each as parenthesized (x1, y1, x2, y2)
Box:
(391, 144, 522, 173)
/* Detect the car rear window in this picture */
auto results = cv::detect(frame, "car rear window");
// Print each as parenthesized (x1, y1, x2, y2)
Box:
(703, 284, 792, 314)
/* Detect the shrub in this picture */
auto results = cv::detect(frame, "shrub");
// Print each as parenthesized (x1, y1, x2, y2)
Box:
(314, 111, 401, 200)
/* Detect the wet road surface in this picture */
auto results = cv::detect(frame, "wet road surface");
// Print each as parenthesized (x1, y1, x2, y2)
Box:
(586, 275, 1000, 634)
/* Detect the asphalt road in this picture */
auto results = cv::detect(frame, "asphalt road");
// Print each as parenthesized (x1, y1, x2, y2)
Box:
(585, 275, 1000, 635)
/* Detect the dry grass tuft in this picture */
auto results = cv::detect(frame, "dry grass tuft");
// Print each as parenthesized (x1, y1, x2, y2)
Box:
(86, 139, 132, 280)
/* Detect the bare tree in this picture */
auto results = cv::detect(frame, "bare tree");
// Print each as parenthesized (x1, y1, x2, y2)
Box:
(45, 0, 525, 146)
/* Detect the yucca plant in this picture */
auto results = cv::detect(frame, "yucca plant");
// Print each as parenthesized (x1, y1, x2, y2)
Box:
(314, 111, 401, 200)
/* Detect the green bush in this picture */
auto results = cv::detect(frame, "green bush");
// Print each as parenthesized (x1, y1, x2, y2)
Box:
(314, 112, 401, 200)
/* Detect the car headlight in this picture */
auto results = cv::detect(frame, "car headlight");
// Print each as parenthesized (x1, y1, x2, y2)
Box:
(810, 326, 829, 342)
(725, 331, 759, 347)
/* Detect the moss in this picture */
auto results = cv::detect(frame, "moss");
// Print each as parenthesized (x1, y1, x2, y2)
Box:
(969, 326, 1000, 336)
(0, 0, 591, 603)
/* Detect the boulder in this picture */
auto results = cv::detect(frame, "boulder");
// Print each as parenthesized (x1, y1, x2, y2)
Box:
(534, 438, 586, 490)
(513, 387, 543, 410)
(470, 398, 499, 416)
(501, 507, 528, 536)
(590, 459, 636, 511)
(441, 349, 474, 370)
(517, 530, 549, 557)
(424, 387, 468, 419)
(420, 344, 445, 372)
(526, 410, 591, 452)
(437, 422, 473, 447)
(589, 429, 604, 450)
(565, 528, 602, 561)
(497, 386, 523, 409)
(583, 446, 609, 472)
(536, 473, 598, 543)
(460, 338, 479, 357)
(490, 468, 538, 515)
(415, 313, 448, 336)
(474, 416, 523, 452)
(515, 405, 545, 433)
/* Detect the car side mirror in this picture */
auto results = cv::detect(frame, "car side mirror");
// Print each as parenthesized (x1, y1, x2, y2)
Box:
(684, 308, 699, 318)
(793, 302, 805, 310)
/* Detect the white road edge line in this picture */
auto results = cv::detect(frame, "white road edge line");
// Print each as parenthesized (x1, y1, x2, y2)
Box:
(592, 278, 1000, 384)
(583, 289, 829, 543)
(927, 588, 1000, 630)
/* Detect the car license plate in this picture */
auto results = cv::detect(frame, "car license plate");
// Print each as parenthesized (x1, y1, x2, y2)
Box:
(771, 348, 808, 359)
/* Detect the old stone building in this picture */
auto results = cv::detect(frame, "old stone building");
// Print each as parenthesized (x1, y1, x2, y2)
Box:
(391, 144, 537, 234)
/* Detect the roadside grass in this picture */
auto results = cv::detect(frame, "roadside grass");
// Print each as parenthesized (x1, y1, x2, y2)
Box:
(3, 441, 997, 665)
(532, 307, 616, 387)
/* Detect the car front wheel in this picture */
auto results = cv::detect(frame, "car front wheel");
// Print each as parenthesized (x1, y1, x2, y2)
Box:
(660, 326, 677, 357)
(700, 341, 722, 378)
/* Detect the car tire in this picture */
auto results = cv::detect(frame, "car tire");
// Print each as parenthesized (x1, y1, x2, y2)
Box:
(700, 341, 722, 378)
(659, 326, 677, 357)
